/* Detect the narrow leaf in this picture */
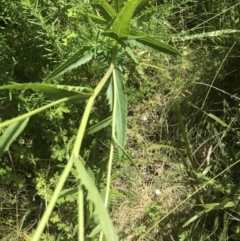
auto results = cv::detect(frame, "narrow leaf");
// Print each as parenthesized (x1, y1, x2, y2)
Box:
(115, 0, 124, 13)
(58, 187, 78, 199)
(125, 46, 139, 64)
(73, 155, 118, 241)
(85, 117, 112, 135)
(201, 165, 212, 176)
(182, 209, 211, 227)
(112, 136, 140, 175)
(128, 32, 181, 56)
(0, 118, 29, 158)
(111, 0, 140, 38)
(0, 83, 93, 100)
(134, 0, 151, 16)
(47, 47, 93, 80)
(79, 12, 107, 25)
(101, 31, 126, 46)
(113, 68, 127, 157)
(208, 113, 228, 127)
(87, 225, 102, 238)
(197, 201, 235, 210)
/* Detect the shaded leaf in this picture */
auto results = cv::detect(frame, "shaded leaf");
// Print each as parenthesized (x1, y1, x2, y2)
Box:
(112, 136, 140, 175)
(87, 225, 102, 238)
(128, 32, 181, 55)
(47, 47, 93, 80)
(0, 118, 29, 158)
(58, 187, 78, 200)
(85, 117, 112, 135)
(96, 0, 116, 21)
(79, 12, 107, 24)
(0, 83, 93, 100)
(134, 0, 151, 16)
(115, 0, 124, 13)
(73, 155, 118, 241)
(101, 31, 126, 46)
(182, 209, 211, 227)
(111, 0, 139, 38)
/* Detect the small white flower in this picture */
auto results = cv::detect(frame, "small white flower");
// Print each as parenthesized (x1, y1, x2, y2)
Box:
(155, 189, 161, 196)
(141, 115, 148, 121)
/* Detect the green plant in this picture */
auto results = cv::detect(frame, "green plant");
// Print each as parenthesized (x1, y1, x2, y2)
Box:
(0, 0, 180, 240)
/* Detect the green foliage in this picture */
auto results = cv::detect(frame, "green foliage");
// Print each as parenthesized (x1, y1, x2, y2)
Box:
(1, 0, 240, 240)
(0, 118, 29, 158)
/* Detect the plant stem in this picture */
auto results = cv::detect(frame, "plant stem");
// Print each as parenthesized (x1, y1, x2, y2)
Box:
(31, 49, 116, 241)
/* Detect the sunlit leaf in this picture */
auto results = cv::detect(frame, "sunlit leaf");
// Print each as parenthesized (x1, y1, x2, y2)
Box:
(0, 118, 29, 158)
(73, 155, 118, 241)
(111, 0, 140, 38)
(113, 68, 127, 155)
(195, 200, 235, 210)
(208, 113, 228, 127)
(0, 83, 93, 100)
(128, 32, 181, 55)
(107, 68, 127, 157)
(201, 165, 212, 176)
(47, 47, 93, 80)
(125, 46, 139, 64)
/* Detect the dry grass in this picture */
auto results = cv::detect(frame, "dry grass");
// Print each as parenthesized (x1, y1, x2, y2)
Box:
(111, 106, 191, 240)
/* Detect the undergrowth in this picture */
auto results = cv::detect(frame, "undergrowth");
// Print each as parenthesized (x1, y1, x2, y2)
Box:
(0, 0, 240, 240)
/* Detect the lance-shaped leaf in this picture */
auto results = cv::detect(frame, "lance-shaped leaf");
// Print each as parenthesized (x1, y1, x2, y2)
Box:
(95, 0, 116, 21)
(182, 209, 212, 228)
(128, 32, 181, 56)
(47, 47, 93, 80)
(79, 12, 107, 25)
(0, 118, 29, 158)
(85, 117, 112, 135)
(74, 155, 118, 241)
(0, 83, 94, 100)
(111, 0, 140, 39)
(107, 68, 127, 157)
(134, 0, 151, 16)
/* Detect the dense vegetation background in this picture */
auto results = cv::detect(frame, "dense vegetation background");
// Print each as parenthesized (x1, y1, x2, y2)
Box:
(0, 0, 240, 240)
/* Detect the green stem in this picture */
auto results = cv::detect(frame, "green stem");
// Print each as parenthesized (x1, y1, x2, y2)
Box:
(78, 185, 84, 241)
(99, 68, 117, 241)
(0, 95, 81, 129)
(31, 49, 116, 241)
